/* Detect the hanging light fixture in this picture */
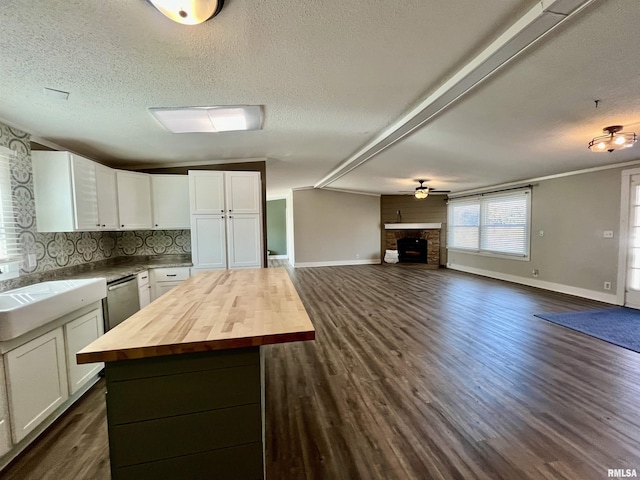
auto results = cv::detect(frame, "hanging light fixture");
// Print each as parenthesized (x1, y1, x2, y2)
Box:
(588, 125, 637, 153)
(149, 0, 224, 25)
(414, 180, 429, 199)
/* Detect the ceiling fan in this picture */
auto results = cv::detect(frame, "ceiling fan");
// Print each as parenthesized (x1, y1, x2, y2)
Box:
(399, 180, 451, 199)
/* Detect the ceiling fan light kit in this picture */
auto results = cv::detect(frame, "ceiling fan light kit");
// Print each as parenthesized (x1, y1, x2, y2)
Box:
(588, 125, 637, 153)
(414, 180, 429, 199)
(148, 0, 224, 25)
(415, 189, 428, 199)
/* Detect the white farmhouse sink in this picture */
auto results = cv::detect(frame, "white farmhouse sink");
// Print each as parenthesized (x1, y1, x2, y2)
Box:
(0, 278, 107, 341)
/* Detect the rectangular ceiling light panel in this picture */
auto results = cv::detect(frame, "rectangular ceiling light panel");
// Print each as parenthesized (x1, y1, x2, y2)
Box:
(149, 106, 263, 133)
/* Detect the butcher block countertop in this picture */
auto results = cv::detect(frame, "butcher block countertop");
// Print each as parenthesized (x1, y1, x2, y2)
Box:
(77, 268, 315, 364)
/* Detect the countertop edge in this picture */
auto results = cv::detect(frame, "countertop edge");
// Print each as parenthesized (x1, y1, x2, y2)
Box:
(77, 330, 316, 364)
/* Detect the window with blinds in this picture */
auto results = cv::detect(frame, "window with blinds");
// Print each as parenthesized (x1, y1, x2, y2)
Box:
(447, 189, 530, 258)
(0, 147, 21, 268)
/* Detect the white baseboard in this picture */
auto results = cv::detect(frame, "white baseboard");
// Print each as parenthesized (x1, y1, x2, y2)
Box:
(294, 259, 381, 268)
(447, 263, 621, 305)
(268, 255, 288, 260)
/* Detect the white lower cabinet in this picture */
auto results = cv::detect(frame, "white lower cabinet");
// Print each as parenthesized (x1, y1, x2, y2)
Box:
(191, 215, 227, 270)
(64, 310, 104, 395)
(154, 281, 183, 299)
(5, 328, 68, 444)
(227, 214, 262, 269)
(0, 357, 12, 457)
(137, 270, 151, 309)
(150, 267, 191, 301)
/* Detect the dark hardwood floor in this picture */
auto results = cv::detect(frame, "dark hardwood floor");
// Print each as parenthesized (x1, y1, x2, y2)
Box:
(3, 263, 640, 479)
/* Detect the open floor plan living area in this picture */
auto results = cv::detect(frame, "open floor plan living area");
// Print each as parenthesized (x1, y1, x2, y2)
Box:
(0, 0, 639, 479)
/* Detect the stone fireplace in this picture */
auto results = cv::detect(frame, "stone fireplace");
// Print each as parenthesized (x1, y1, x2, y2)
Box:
(384, 223, 441, 268)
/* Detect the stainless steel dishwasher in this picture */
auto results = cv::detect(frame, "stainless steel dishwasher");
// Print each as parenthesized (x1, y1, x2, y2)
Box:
(103, 275, 140, 331)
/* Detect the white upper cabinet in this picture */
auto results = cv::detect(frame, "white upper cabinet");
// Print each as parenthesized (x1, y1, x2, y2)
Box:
(70, 156, 99, 230)
(116, 170, 153, 230)
(189, 171, 225, 214)
(152, 175, 190, 229)
(32, 151, 99, 232)
(225, 171, 261, 214)
(95, 164, 119, 230)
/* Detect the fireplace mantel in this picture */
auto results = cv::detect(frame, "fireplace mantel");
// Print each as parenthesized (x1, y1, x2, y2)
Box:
(384, 223, 442, 230)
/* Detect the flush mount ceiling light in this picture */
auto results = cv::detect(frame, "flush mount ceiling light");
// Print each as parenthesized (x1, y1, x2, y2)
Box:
(148, 0, 224, 25)
(149, 106, 263, 133)
(588, 125, 637, 153)
(414, 180, 429, 199)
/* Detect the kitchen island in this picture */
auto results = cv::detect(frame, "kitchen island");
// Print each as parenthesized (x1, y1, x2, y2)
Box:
(77, 267, 315, 480)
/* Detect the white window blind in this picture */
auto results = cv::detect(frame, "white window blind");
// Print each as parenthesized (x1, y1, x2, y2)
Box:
(0, 147, 21, 263)
(448, 201, 480, 251)
(448, 189, 530, 258)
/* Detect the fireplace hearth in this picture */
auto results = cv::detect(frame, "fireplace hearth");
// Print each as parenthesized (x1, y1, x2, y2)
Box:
(397, 237, 428, 263)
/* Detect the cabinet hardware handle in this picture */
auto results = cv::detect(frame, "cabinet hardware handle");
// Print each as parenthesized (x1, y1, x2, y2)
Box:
(121, 225, 124, 227)
(229, 215, 233, 218)
(166, 274, 177, 277)
(229, 209, 232, 212)
(102, 224, 106, 227)
(96, 223, 100, 227)
(222, 215, 225, 218)
(141, 276, 147, 280)
(220, 209, 224, 213)
(155, 224, 158, 227)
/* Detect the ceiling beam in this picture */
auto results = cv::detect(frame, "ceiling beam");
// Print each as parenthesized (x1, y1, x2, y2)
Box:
(314, 0, 597, 189)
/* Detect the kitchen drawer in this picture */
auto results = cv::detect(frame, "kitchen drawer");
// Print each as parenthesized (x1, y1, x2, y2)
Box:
(151, 267, 190, 282)
(136, 270, 150, 287)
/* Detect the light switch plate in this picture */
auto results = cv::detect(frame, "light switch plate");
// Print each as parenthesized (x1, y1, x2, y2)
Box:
(603, 230, 614, 238)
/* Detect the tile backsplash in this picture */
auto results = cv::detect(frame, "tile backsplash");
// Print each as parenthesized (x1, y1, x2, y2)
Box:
(0, 121, 190, 288)
(115, 230, 191, 256)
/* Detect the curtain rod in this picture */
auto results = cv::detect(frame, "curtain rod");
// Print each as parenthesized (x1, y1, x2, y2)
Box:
(448, 184, 534, 201)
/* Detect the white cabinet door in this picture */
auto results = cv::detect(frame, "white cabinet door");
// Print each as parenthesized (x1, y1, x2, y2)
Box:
(116, 170, 153, 230)
(71, 155, 99, 230)
(5, 328, 68, 444)
(0, 357, 12, 456)
(227, 214, 262, 269)
(189, 171, 225, 214)
(152, 175, 190, 229)
(95, 164, 119, 230)
(225, 171, 261, 214)
(138, 270, 151, 309)
(64, 309, 104, 395)
(139, 284, 151, 308)
(32, 151, 76, 232)
(191, 215, 227, 270)
(153, 281, 183, 300)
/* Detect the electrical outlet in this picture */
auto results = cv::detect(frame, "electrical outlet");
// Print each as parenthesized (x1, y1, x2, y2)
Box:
(27, 254, 36, 267)
(603, 230, 614, 238)
(532, 269, 539, 277)
(356, 253, 360, 259)
(539, 230, 544, 237)
(604, 281, 611, 290)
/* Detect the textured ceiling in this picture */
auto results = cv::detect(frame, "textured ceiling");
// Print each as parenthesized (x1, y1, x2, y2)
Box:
(0, 0, 637, 196)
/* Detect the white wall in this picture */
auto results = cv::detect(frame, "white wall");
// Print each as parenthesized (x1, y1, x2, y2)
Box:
(447, 167, 623, 303)
(292, 189, 380, 267)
